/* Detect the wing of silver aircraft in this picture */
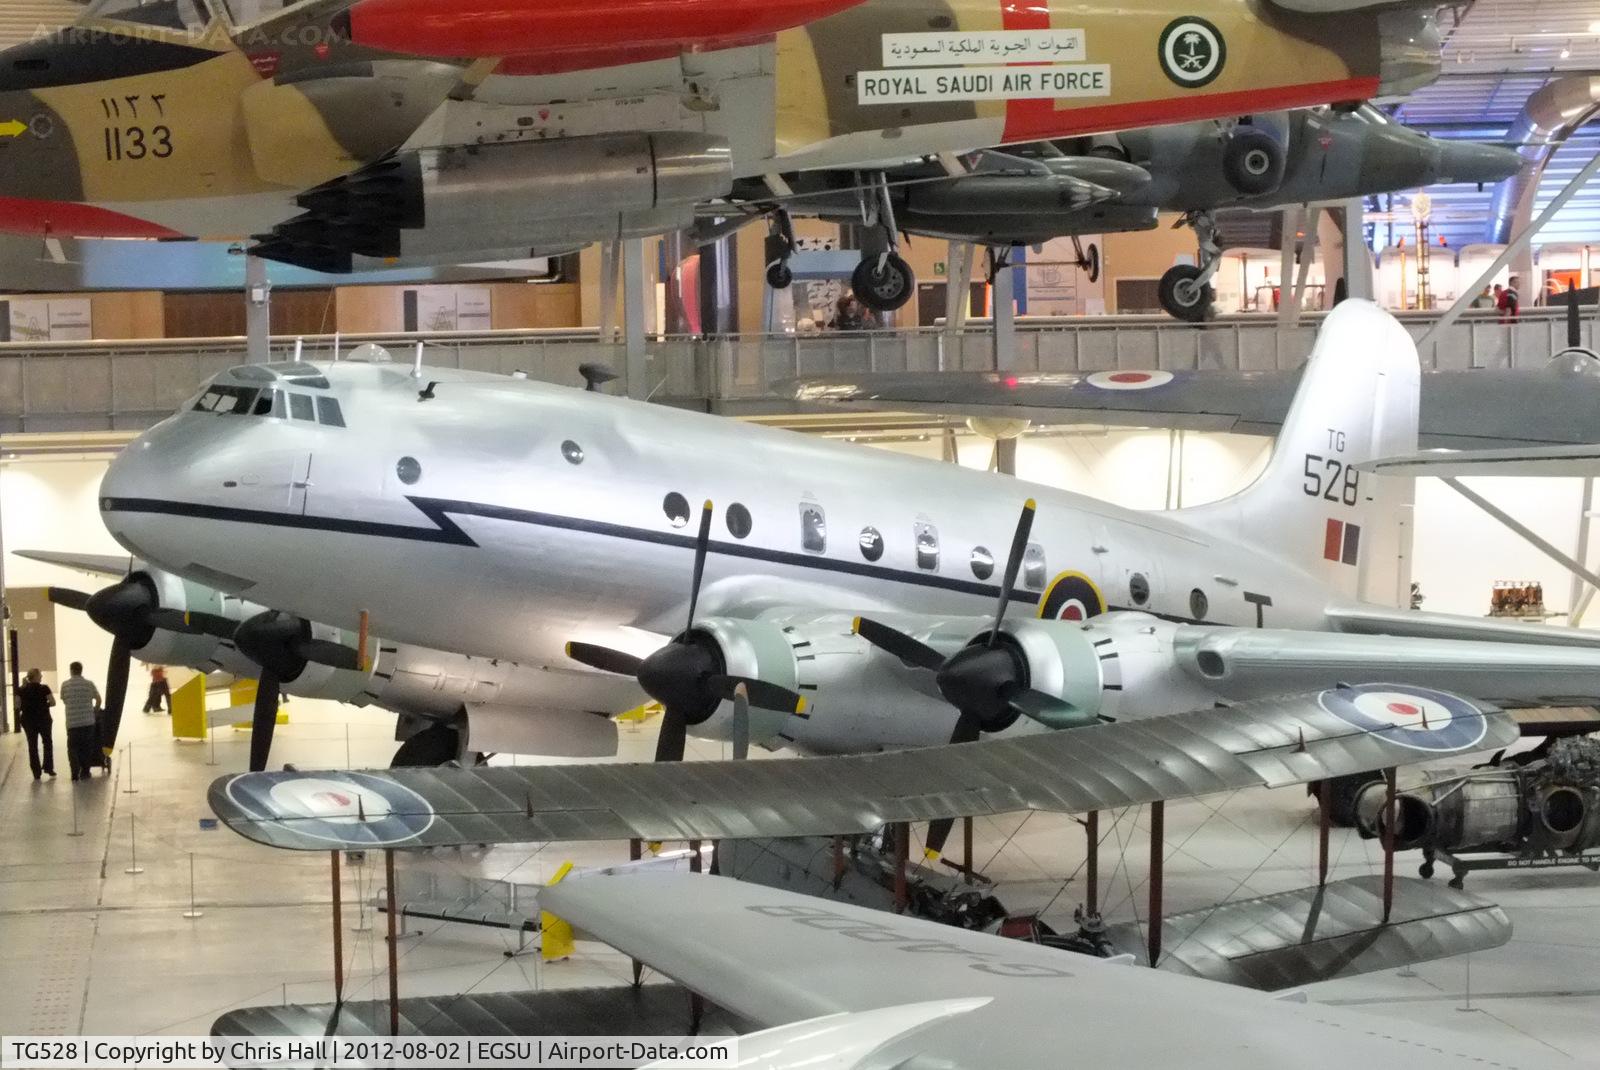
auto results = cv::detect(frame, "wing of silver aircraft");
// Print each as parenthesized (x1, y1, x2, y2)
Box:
(1361, 445, 1600, 478)
(533, 871, 1553, 1070)
(784, 366, 1600, 450)
(207, 685, 1518, 851)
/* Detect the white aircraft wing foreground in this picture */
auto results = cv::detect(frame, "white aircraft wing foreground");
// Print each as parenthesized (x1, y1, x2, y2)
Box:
(539, 872, 1558, 1070)
(207, 684, 1518, 852)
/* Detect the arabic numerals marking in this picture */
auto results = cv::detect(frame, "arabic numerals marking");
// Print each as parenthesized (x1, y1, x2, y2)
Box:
(103, 123, 174, 162)
(1302, 453, 1360, 506)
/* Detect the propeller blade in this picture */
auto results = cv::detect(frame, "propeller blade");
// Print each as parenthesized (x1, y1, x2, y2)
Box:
(47, 586, 93, 612)
(708, 674, 806, 715)
(160, 609, 236, 638)
(853, 617, 946, 672)
(249, 671, 282, 772)
(924, 817, 956, 860)
(1569, 282, 1581, 350)
(730, 683, 750, 761)
(1008, 689, 1097, 729)
(685, 499, 714, 631)
(988, 498, 1037, 648)
(298, 638, 363, 671)
(101, 636, 131, 755)
(565, 641, 645, 678)
(655, 704, 689, 763)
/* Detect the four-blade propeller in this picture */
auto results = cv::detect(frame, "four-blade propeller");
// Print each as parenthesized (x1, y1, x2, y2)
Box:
(566, 499, 806, 762)
(49, 580, 364, 772)
(853, 499, 1089, 857)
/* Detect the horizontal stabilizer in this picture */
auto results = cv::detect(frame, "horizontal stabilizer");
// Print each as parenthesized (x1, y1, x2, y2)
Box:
(208, 686, 1518, 852)
(13, 549, 136, 579)
(1362, 445, 1600, 477)
(213, 984, 742, 1040)
(1104, 875, 1510, 989)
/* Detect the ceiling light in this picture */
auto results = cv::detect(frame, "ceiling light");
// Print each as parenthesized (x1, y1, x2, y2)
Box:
(1590, 20, 1600, 33)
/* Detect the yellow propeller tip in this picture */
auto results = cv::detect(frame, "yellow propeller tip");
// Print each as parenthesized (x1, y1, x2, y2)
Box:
(702, 499, 713, 510)
(923, 848, 942, 862)
(1024, 498, 1037, 510)
(851, 616, 862, 634)
(563, 642, 573, 656)
(795, 696, 808, 714)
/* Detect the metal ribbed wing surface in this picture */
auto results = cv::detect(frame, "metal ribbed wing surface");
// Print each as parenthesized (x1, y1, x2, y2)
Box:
(1104, 875, 1512, 990)
(213, 985, 738, 1039)
(208, 687, 1519, 851)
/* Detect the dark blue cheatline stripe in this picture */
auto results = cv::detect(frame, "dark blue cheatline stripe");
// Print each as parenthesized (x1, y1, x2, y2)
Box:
(102, 494, 1038, 604)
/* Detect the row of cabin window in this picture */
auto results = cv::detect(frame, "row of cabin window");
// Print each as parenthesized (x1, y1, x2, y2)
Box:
(662, 492, 1047, 587)
(193, 384, 345, 427)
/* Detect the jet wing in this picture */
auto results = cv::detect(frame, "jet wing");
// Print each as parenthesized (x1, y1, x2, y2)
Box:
(784, 369, 1600, 450)
(1361, 444, 1600, 477)
(534, 872, 1554, 1069)
(207, 686, 1517, 852)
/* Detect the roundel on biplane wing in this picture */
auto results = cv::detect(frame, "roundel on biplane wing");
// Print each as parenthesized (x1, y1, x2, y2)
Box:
(1038, 571, 1107, 621)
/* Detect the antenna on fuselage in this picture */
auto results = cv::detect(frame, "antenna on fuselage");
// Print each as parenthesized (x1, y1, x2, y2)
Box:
(412, 340, 424, 379)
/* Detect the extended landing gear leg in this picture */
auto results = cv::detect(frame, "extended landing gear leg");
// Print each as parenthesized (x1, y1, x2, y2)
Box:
(851, 171, 914, 314)
(764, 208, 796, 290)
(1158, 211, 1222, 323)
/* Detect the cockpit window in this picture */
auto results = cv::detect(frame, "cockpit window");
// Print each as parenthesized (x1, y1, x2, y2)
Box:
(86, 0, 210, 32)
(288, 393, 314, 421)
(192, 384, 258, 415)
(226, 364, 278, 383)
(251, 394, 272, 416)
(316, 397, 346, 428)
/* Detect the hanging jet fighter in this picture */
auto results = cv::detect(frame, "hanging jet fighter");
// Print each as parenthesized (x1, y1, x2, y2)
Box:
(19, 550, 636, 767)
(0, 0, 1441, 279)
(96, 302, 1600, 856)
(745, 105, 1521, 317)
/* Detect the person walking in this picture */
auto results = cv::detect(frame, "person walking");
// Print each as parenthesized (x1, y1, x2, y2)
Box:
(142, 665, 171, 714)
(59, 661, 103, 782)
(17, 668, 56, 780)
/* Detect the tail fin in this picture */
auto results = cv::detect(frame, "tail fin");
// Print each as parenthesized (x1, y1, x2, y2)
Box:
(1179, 300, 1419, 600)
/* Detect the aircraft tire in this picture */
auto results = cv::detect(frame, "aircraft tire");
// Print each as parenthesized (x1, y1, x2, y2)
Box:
(1158, 264, 1213, 322)
(1222, 126, 1284, 196)
(766, 261, 794, 289)
(391, 722, 460, 767)
(852, 254, 915, 313)
(1083, 242, 1100, 284)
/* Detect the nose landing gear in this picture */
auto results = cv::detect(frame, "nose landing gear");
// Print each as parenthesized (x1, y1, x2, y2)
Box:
(1157, 210, 1221, 323)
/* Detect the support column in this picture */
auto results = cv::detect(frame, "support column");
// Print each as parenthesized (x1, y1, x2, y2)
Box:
(629, 838, 644, 985)
(944, 243, 976, 337)
(991, 249, 1016, 372)
(384, 849, 399, 1035)
(622, 238, 649, 401)
(331, 851, 344, 1004)
(0, 469, 10, 732)
(1570, 478, 1595, 627)
(245, 253, 271, 363)
(1147, 802, 1164, 967)
(1084, 810, 1099, 917)
(961, 816, 974, 883)
(1338, 199, 1374, 302)
(1277, 204, 1302, 329)
(1317, 780, 1331, 887)
(597, 240, 621, 342)
(1381, 768, 1397, 924)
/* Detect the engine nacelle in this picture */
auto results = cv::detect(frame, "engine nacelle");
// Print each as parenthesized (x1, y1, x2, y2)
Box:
(1004, 612, 1218, 723)
(128, 569, 252, 676)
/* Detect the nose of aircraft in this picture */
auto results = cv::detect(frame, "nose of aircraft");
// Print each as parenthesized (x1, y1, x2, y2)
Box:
(1433, 139, 1524, 186)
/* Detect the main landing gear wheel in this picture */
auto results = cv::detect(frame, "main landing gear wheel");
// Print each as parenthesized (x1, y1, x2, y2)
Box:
(852, 253, 915, 313)
(765, 261, 794, 289)
(1222, 126, 1284, 196)
(1158, 264, 1213, 323)
(391, 722, 460, 767)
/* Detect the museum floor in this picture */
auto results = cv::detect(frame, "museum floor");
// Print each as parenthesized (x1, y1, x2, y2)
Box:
(1, 701, 1596, 1056)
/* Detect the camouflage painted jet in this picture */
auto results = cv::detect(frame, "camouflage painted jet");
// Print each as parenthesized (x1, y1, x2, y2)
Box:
(0, 0, 1439, 279)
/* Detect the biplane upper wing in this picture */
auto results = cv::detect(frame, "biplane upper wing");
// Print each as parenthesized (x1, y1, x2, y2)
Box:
(208, 685, 1518, 851)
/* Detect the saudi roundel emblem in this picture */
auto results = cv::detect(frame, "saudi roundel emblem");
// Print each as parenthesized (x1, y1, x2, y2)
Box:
(1316, 683, 1487, 753)
(1158, 17, 1226, 88)
(1039, 571, 1107, 622)
(1085, 370, 1175, 391)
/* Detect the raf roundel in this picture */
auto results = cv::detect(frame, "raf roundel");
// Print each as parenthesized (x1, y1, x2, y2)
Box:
(1316, 683, 1488, 753)
(1084, 370, 1175, 392)
(1158, 17, 1226, 88)
(1039, 571, 1107, 622)
(225, 772, 436, 846)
